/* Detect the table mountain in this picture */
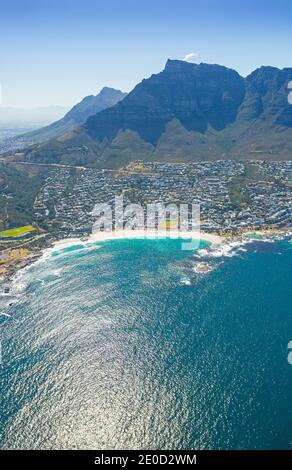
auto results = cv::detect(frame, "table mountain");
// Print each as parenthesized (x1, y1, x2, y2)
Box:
(21, 60, 292, 168)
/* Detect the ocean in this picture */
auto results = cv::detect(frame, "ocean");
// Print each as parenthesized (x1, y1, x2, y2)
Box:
(0, 237, 292, 449)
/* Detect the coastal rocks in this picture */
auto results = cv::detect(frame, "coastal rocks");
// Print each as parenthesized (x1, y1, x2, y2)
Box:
(193, 262, 213, 273)
(0, 249, 43, 283)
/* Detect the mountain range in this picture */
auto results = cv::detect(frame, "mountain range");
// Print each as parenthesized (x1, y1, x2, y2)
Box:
(12, 60, 292, 167)
(3, 87, 126, 151)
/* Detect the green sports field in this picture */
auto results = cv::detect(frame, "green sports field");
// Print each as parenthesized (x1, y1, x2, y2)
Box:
(0, 225, 36, 238)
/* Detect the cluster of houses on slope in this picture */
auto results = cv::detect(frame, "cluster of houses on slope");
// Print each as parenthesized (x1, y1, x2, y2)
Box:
(32, 160, 292, 237)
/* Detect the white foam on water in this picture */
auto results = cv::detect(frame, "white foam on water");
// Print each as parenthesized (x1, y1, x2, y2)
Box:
(196, 248, 209, 257)
(180, 276, 192, 286)
(50, 243, 102, 259)
(194, 238, 254, 261)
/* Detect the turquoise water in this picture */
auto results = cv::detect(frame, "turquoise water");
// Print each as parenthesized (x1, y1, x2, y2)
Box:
(0, 238, 292, 449)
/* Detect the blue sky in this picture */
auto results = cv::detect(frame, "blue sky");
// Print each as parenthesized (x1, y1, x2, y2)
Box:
(1, 0, 292, 107)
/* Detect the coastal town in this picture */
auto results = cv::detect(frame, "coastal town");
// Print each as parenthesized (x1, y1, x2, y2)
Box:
(0, 159, 291, 280)
(32, 159, 291, 236)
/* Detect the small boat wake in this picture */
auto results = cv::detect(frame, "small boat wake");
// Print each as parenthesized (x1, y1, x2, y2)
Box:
(0, 312, 11, 318)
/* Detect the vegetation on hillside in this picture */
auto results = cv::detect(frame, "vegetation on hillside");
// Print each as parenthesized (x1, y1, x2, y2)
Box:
(0, 162, 50, 230)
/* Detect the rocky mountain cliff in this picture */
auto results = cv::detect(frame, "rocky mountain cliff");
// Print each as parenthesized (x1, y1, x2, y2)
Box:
(4, 87, 127, 151)
(22, 60, 292, 168)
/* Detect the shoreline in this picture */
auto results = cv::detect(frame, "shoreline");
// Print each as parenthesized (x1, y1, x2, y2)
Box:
(0, 227, 290, 289)
(0, 249, 44, 283)
(0, 230, 222, 285)
(52, 229, 223, 250)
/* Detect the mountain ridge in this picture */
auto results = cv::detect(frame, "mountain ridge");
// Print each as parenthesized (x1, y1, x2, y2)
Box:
(16, 60, 292, 167)
(2, 87, 127, 152)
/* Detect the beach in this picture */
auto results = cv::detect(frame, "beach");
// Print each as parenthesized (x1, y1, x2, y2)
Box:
(1, 227, 290, 285)
(52, 229, 223, 250)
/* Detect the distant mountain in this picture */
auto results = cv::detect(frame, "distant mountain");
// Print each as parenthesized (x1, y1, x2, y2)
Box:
(1, 87, 127, 152)
(21, 61, 292, 167)
(25, 87, 127, 142)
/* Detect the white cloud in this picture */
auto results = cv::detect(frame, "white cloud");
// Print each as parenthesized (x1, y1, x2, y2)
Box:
(183, 52, 199, 62)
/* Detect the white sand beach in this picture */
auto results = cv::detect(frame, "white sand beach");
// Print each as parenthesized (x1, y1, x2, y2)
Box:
(52, 229, 223, 250)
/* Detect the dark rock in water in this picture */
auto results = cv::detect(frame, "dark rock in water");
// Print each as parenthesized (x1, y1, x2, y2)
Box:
(4, 287, 10, 294)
